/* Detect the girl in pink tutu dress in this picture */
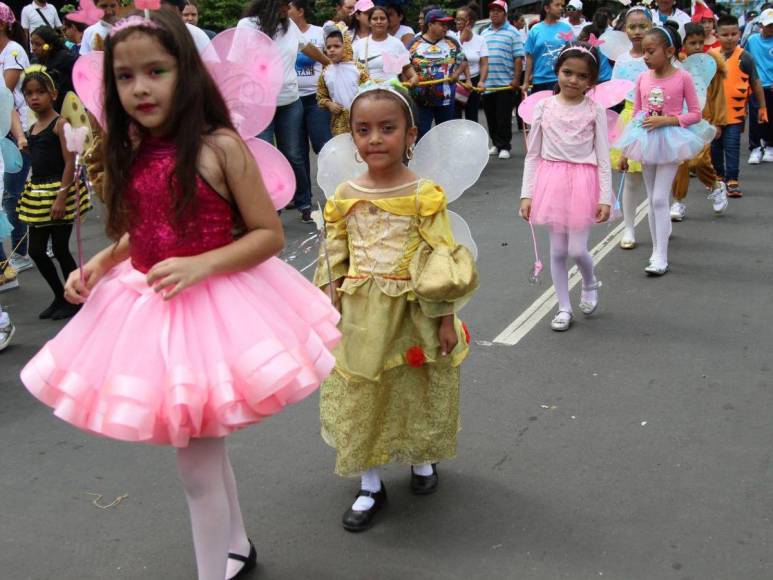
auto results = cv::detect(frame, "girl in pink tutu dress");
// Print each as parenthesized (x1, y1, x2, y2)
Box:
(519, 42, 612, 332)
(20, 10, 340, 580)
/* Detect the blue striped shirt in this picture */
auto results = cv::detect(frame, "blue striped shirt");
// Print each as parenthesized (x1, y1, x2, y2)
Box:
(481, 22, 525, 87)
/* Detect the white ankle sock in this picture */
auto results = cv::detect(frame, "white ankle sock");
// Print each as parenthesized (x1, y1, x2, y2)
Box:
(352, 468, 381, 511)
(412, 463, 433, 477)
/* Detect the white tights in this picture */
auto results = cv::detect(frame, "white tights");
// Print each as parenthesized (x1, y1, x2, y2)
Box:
(622, 172, 645, 239)
(642, 163, 678, 268)
(176, 438, 251, 580)
(549, 228, 595, 314)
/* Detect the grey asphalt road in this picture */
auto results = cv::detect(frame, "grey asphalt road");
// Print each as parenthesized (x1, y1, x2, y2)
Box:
(1, 129, 772, 580)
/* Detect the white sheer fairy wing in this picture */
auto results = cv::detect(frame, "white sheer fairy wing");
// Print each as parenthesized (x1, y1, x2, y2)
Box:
(599, 31, 632, 61)
(316, 133, 365, 199)
(448, 210, 478, 261)
(72, 51, 105, 126)
(587, 79, 635, 109)
(201, 27, 283, 138)
(408, 120, 489, 203)
(612, 59, 648, 102)
(0, 86, 13, 137)
(680, 53, 716, 109)
(244, 138, 296, 210)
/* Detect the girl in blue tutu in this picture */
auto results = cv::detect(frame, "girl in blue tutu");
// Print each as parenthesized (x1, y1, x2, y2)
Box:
(616, 23, 715, 276)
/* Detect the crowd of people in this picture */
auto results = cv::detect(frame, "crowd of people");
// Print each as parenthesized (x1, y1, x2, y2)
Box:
(0, 1, 771, 577)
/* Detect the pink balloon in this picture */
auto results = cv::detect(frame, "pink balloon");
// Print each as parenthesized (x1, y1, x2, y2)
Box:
(73, 51, 105, 126)
(202, 28, 283, 138)
(606, 110, 621, 143)
(587, 79, 634, 110)
(244, 138, 295, 210)
(517, 90, 552, 125)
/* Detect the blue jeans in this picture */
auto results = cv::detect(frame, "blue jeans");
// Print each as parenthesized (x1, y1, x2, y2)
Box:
(711, 123, 742, 182)
(748, 86, 773, 151)
(0, 152, 31, 263)
(258, 99, 312, 211)
(300, 93, 332, 194)
(417, 102, 456, 140)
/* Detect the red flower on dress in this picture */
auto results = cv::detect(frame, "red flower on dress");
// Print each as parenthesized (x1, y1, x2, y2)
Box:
(405, 346, 426, 368)
(462, 322, 471, 344)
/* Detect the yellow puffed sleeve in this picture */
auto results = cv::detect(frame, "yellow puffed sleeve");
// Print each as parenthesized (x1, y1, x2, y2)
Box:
(313, 196, 349, 288)
(409, 199, 479, 318)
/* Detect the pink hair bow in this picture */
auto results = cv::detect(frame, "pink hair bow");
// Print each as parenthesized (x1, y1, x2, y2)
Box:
(586, 33, 605, 47)
(558, 30, 574, 42)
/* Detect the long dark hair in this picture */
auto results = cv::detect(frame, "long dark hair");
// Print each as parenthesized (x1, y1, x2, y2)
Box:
(102, 8, 235, 240)
(0, 17, 27, 47)
(244, 0, 289, 40)
(31, 25, 67, 55)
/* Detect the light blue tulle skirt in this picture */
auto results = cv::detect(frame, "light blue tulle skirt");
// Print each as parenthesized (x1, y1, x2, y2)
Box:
(0, 210, 12, 240)
(615, 113, 716, 165)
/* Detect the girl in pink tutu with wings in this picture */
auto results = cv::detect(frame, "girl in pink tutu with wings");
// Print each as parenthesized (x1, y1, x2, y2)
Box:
(20, 9, 340, 580)
(519, 41, 612, 332)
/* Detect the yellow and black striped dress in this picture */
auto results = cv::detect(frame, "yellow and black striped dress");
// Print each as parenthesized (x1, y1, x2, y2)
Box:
(17, 117, 91, 226)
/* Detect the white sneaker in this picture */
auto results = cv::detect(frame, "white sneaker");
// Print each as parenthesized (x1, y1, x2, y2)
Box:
(0, 322, 14, 351)
(9, 255, 34, 273)
(488, 145, 499, 156)
(669, 201, 686, 222)
(498, 149, 511, 160)
(763, 148, 773, 163)
(707, 182, 728, 214)
(748, 147, 763, 164)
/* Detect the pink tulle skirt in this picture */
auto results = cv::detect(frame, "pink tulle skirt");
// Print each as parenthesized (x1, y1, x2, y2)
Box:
(21, 258, 341, 447)
(529, 160, 600, 232)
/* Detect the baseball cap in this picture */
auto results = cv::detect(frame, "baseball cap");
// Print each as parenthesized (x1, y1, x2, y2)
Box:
(566, 0, 583, 11)
(425, 8, 454, 23)
(354, 0, 374, 13)
(489, 0, 508, 12)
(760, 8, 773, 26)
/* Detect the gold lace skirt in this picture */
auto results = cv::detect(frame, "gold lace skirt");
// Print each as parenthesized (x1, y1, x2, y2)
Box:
(320, 362, 460, 476)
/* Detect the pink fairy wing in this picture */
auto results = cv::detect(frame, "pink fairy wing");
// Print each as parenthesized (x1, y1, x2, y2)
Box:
(135, 0, 161, 8)
(516, 90, 552, 125)
(201, 28, 283, 138)
(606, 110, 621, 143)
(67, 0, 104, 25)
(244, 138, 295, 210)
(382, 52, 408, 75)
(586, 79, 634, 109)
(72, 51, 105, 126)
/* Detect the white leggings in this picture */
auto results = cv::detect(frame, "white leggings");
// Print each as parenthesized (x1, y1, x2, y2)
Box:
(621, 172, 645, 237)
(642, 163, 678, 267)
(176, 438, 250, 580)
(549, 228, 595, 313)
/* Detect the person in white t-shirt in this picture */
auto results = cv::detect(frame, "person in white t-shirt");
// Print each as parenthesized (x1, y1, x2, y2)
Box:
(160, 0, 211, 52)
(0, 3, 33, 274)
(80, 0, 119, 55)
(288, 0, 332, 199)
(386, 4, 414, 44)
(239, 0, 330, 223)
(561, 0, 586, 38)
(21, 0, 62, 47)
(454, 5, 488, 122)
(353, 5, 417, 84)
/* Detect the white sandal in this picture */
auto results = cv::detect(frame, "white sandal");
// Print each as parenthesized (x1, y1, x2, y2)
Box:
(579, 280, 602, 316)
(550, 310, 573, 332)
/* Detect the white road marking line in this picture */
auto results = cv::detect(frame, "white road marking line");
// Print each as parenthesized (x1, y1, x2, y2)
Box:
(493, 199, 650, 346)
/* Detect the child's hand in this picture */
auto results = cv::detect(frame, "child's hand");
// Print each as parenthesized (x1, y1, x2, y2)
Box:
(759, 107, 769, 124)
(64, 259, 108, 304)
(17, 137, 28, 152)
(713, 125, 723, 140)
(328, 101, 344, 115)
(596, 203, 611, 223)
(438, 316, 458, 356)
(519, 198, 532, 221)
(641, 115, 674, 131)
(50, 196, 67, 220)
(618, 156, 629, 172)
(146, 256, 213, 300)
(321, 279, 342, 311)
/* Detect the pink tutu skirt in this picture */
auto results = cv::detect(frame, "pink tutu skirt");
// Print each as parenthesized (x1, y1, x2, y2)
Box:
(529, 160, 600, 232)
(21, 258, 341, 447)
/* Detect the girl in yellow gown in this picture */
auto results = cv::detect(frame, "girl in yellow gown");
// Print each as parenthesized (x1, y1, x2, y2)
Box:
(314, 82, 478, 532)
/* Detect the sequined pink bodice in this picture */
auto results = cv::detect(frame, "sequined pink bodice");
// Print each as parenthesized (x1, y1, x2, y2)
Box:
(127, 139, 234, 273)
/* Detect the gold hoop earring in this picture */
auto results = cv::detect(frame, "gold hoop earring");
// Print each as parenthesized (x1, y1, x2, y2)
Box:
(406, 145, 414, 160)
(354, 151, 363, 163)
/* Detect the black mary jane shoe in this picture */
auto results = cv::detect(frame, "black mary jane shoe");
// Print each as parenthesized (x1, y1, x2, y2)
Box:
(341, 484, 387, 533)
(227, 540, 257, 580)
(39, 298, 64, 320)
(410, 464, 439, 495)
